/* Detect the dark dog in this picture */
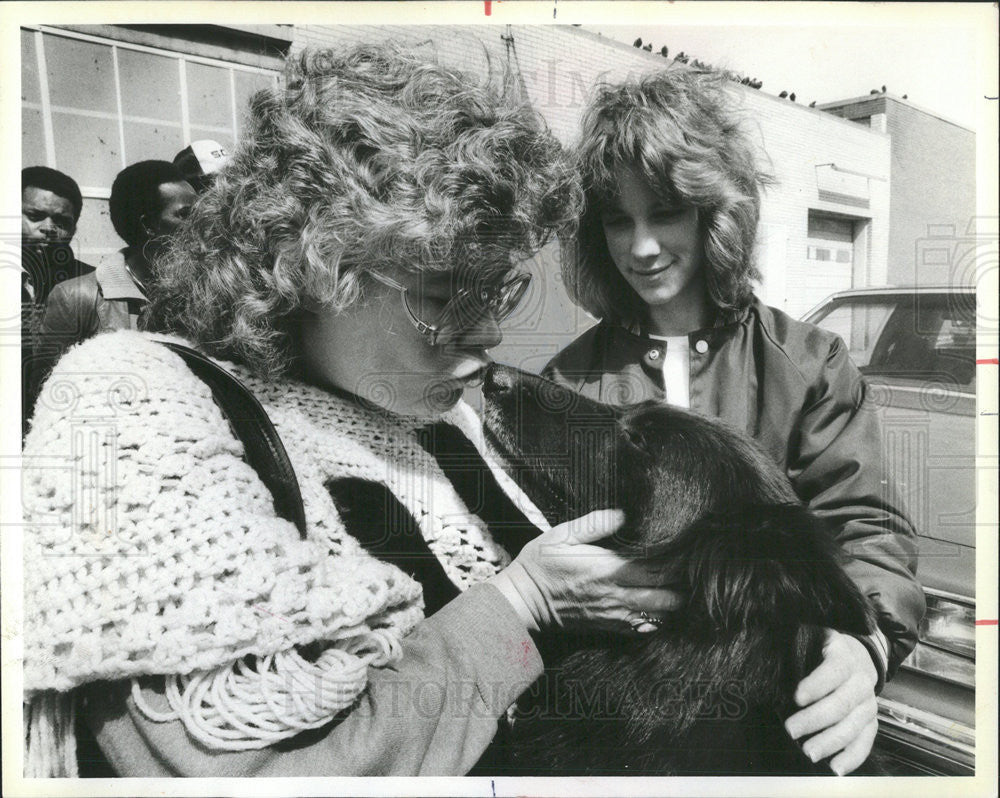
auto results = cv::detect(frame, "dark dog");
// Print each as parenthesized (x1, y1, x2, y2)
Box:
(481, 363, 875, 776)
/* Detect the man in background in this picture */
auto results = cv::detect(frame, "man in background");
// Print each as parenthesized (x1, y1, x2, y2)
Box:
(21, 166, 94, 433)
(21, 166, 93, 306)
(31, 161, 196, 403)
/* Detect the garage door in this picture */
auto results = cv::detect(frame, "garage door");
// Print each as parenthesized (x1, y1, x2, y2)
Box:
(800, 211, 855, 312)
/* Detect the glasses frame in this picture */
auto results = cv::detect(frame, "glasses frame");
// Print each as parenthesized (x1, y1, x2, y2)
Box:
(368, 269, 531, 347)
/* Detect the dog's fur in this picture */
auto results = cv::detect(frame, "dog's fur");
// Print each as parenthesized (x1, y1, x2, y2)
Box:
(481, 364, 875, 776)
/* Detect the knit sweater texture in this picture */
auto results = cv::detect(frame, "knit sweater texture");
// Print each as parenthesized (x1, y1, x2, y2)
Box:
(22, 330, 533, 759)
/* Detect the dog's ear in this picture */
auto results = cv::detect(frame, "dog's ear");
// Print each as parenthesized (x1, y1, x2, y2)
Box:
(682, 504, 874, 638)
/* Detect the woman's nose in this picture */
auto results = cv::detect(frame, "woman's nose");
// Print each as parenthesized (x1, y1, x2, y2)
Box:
(630, 223, 660, 260)
(469, 313, 503, 350)
(453, 312, 503, 350)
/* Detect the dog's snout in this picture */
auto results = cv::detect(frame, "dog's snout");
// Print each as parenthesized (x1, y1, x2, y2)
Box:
(483, 363, 515, 396)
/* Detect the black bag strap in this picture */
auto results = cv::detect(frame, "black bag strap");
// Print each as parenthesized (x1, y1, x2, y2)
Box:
(161, 341, 307, 538)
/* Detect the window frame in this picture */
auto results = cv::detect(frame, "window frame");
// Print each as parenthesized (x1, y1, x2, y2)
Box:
(21, 25, 280, 260)
(22, 24, 279, 199)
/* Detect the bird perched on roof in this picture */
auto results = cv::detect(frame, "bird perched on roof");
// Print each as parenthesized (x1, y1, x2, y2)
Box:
(642, 43, 653, 52)
(902, 94, 908, 99)
(809, 100, 817, 108)
(789, 92, 796, 102)
(779, 90, 788, 98)
(882, 85, 887, 93)
(634, 37, 643, 48)
(870, 88, 879, 94)
(660, 46, 669, 57)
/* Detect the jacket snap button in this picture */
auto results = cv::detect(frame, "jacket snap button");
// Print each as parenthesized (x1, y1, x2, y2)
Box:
(645, 348, 661, 363)
(695, 339, 709, 354)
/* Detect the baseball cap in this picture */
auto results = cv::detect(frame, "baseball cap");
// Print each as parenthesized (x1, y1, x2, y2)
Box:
(173, 140, 231, 191)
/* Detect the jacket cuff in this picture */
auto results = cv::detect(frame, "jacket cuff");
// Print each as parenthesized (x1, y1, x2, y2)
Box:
(430, 582, 544, 713)
(852, 627, 890, 694)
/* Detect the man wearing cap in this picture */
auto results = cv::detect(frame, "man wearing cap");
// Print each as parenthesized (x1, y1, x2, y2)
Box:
(31, 161, 196, 406)
(173, 139, 231, 193)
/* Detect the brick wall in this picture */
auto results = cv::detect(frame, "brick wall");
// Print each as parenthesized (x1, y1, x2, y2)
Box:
(293, 24, 889, 362)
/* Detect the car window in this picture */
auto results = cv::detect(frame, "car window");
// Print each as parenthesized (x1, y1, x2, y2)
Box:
(808, 300, 895, 368)
(868, 296, 976, 391)
(809, 294, 977, 392)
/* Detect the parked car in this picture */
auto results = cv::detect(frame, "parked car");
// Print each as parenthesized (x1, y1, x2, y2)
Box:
(803, 286, 977, 776)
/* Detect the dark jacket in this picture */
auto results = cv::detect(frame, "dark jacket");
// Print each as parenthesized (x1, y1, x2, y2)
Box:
(543, 297, 925, 678)
(32, 255, 146, 400)
(21, 245, 94, 433)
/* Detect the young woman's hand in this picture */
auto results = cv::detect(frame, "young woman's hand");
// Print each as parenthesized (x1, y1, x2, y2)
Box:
(489, 509, 684, 633)
(784, 629, 879, 775)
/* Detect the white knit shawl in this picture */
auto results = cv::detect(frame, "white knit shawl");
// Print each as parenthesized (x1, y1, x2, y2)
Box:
(21, 330, 545, 770)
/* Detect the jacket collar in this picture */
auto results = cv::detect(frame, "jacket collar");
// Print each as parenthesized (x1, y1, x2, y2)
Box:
(95, 250, 147, 302)
(616, 299, 754, 342)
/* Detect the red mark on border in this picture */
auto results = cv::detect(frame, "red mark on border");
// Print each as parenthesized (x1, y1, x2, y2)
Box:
(975, 619, 998, 626)
(976, 358, 998, 365)
(484, 0, 492, 15)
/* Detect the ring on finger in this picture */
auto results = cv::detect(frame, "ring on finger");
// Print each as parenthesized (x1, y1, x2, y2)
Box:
(626, 610, 663, 632)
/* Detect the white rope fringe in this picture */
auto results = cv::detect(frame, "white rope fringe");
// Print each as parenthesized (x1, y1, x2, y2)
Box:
(25, 692, 78, 778)
(132, 632, 402, 751)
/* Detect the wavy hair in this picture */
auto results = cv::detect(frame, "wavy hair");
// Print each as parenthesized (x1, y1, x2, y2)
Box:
(146, 44, 581, 377)
(567, 67, 772, 324)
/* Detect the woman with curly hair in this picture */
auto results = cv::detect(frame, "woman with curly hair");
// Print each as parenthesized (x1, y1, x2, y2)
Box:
(544, 68, 925, 775)
(22, 45, 680, 777)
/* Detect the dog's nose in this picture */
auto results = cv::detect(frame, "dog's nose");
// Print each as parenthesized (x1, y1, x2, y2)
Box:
(483, 363, 514, 396)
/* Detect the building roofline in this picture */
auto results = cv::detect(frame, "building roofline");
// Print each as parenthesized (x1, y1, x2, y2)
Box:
(558, 25, 890, 138)
(818, 94, 974, 133)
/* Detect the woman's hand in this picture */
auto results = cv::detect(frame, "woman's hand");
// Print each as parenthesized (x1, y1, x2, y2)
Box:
(489, 509, 684, 633)
(785, 629, 879, 775)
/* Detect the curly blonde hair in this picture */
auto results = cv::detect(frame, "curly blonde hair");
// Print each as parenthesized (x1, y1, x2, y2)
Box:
(567, 67, 772, 325)
(146, 44, 580, 377)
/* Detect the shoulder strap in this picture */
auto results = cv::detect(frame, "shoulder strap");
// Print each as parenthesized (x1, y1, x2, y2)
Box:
(161, 341, 307, 538)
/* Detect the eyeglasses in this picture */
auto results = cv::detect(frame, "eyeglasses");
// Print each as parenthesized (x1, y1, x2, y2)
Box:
(368, 269, 531, 347)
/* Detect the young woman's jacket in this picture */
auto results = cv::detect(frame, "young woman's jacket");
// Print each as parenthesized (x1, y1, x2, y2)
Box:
(543, 297, 925, 681)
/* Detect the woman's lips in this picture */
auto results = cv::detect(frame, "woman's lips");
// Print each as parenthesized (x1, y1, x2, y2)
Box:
(630, 261, 673, 277)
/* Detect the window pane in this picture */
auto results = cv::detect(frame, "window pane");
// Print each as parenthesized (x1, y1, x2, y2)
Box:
(234, 70, 277, 134)
(123, 120, 184, 164)
(43, 34, 117, 113)
(811, 301, 894, 368)
(51, 110, 121, 187)
(865, 299, 974, 388)
(74, 198, 121, 261)
(187, 61, 232, 129)
(118, 48, 181, 123)
(22, 29, 40, 103)
(22, 107, 47, 168)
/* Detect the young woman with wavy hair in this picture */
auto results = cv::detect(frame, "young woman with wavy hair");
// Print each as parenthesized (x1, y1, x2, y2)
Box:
(544, 67, 925, 775)
(22, 44, 682, 777)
